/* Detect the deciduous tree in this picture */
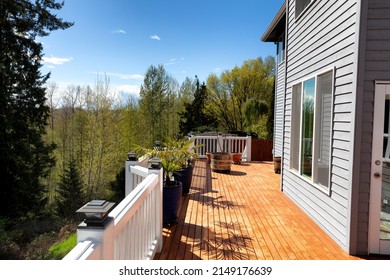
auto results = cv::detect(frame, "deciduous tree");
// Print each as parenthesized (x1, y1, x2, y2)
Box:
(206, 57, 275, 137)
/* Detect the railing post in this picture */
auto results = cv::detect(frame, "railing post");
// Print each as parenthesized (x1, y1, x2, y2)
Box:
(126, 152, 138, 196)
(217, 133, 223, 153)
(246, 135, 252, 162)
(148, 158, 164, 253)
(75, 200, 115, 259)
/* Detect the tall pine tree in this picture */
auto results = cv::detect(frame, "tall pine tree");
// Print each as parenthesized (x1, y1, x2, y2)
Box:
(56, 158, 85, 221)
(179, 76, 216, 136)
(0, 0, 73, 217)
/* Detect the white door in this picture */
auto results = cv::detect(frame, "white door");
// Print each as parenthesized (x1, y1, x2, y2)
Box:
(369, 82, 390, 254)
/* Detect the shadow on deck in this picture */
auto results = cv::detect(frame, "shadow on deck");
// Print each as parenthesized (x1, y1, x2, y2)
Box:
(154, 159, 385, 260)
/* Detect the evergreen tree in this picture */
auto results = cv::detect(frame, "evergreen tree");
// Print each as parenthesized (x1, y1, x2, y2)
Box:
(179, 76, 216, 136)
(56, 158, 85, 221)
(109, 167, 125, 205)
(0, 0, 73, 217)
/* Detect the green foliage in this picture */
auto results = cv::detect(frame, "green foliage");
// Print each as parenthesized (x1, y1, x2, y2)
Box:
(205, 57, 275, 137)
(179, 76, 217, 136)
(242, 98, 268, 125)
(108, 167, 126, 205)
(242, 98, 269, 138)
(0, 213, 62, 259)
(139, 65, 180, 147)
(0, 0, 72, 218)
(136, 137, 198, 186)
(56, 159, 85, 221)
(47, 232, 77, 260)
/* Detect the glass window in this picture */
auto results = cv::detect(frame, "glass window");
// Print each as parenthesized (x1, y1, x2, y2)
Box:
(301, 78, 315, 178)
(290, 70, 333, 189)
(277, 33, 285, 64)
(296, 0, 312, 18)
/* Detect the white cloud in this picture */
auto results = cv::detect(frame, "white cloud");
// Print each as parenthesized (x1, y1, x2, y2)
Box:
(150, 35, 161, 40)
(166, 57, 184, 66)
(116, 85, 141, 96)
(113, 29, 127, 34)
(42, 56, 73, 65)
(107, 72, 144, 80)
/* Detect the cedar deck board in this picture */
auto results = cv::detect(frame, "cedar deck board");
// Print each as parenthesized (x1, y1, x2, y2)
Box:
(154, 160, 362, 260)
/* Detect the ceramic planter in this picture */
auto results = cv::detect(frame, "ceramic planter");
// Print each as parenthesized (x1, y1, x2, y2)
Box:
(173, 162, 194, 196)
(163, 182, 182, 224)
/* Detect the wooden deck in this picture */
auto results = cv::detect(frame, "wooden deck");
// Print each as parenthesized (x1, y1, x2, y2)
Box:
(154, 159, 363, 260)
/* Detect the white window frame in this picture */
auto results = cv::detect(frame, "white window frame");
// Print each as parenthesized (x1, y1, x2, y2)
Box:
(290, 68, 334, 194)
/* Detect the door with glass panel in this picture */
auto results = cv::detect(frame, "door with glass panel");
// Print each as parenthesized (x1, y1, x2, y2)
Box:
(369, 82, 390, 254)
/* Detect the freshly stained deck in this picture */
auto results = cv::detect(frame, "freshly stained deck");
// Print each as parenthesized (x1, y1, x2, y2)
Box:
(154, 159, 363, 260)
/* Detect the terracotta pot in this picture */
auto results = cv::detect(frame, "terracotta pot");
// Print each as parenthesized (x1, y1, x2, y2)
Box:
(231, 153, 242, 164)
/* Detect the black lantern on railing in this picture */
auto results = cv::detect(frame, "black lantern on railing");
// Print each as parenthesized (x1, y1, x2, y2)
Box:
(149, 157, 162, 169)
(76, 200, 115, 227)
(154, 141, 162, 151)
(127, 151, 138, 161)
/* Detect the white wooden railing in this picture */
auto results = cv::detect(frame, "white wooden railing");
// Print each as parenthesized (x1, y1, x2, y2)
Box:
(63, 156, 163, 260)
(63, 135, 251, 260)
(190, 134, 251, 161)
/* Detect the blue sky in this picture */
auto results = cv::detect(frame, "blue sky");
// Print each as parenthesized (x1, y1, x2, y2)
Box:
(41, 0, 284, 98)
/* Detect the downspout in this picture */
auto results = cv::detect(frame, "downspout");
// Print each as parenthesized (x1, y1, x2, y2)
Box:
(280, 0, 289, 192)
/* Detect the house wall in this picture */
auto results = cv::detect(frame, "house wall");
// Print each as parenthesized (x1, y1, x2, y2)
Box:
(356, 0, 390, 255)
(282, 0, 359, 252)
(274, 60, 285, 158)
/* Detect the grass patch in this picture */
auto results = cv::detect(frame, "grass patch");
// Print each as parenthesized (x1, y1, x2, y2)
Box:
(47, 232, 77, 260)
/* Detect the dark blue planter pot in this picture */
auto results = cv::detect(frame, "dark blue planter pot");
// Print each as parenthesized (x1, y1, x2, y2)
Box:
(173, 163, 194, 196)
(163, 182, 182, 224)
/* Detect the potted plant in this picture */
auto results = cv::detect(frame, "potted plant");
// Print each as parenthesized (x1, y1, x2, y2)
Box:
(136, 138, 199, 223)
(231, 152, 242, 164)
(273, 156, 281, 174)
(160, 156, 183, 224)
(163, 137, 199, 196)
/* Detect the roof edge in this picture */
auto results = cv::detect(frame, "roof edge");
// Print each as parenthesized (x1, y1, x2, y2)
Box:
(260, 2, 286, 42)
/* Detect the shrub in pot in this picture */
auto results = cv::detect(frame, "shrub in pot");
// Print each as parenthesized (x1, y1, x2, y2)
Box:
(160, 158, 182, 224)
(137, 138, 199, 223)
(162, 137, 200, 196)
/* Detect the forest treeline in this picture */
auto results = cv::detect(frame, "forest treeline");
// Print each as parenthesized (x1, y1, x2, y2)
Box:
(44, 58, 275, 208)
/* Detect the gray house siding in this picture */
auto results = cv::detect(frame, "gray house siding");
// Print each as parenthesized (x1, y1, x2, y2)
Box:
(274, 63, 285, 158)
(282, 0, 359, 252)
(356, 0, 390, 254)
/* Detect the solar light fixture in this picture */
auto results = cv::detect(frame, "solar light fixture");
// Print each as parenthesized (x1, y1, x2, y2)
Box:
(76, 200, 115, 227)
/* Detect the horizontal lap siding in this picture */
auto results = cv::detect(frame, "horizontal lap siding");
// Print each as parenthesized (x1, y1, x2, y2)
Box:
(274, 64, 285, 158)
(357, 0, 390, 255)
(282, 0, 357, 251)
